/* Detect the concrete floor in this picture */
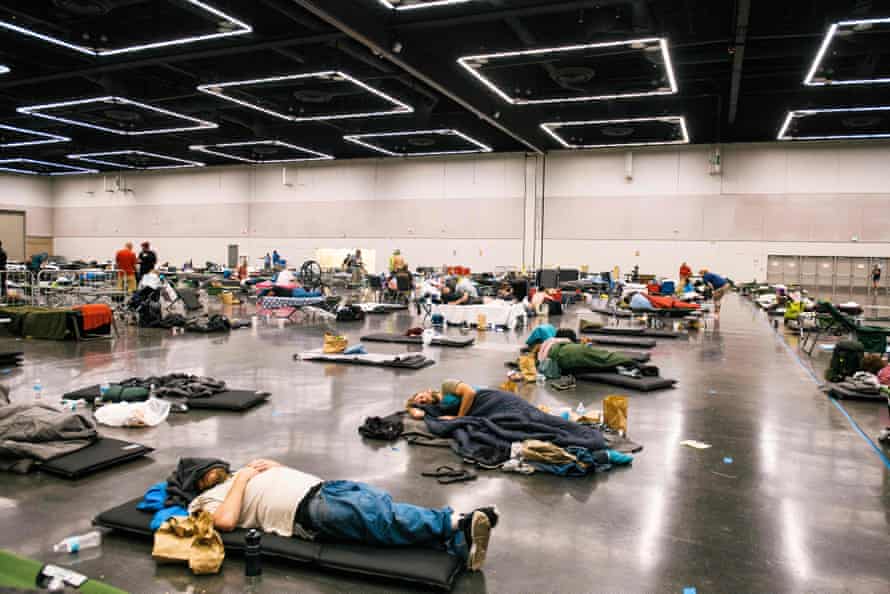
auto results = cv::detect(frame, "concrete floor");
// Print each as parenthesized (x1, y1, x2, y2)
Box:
(1, 295, 889, 593)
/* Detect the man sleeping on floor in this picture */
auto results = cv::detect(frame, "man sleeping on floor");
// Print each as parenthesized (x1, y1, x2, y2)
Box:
(181, 457, 498, 571)
(526, 325, 659, 378)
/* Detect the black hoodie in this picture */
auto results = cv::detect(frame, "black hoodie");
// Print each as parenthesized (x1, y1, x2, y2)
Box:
(165, 457, 230, 508)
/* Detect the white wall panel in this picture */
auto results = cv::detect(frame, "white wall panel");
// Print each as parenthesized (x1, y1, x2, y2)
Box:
(0, 174, 53, 236)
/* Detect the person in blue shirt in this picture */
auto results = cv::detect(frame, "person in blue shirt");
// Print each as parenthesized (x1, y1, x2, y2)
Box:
(700, 269, 730, 314)
(406, 380, 488, 420)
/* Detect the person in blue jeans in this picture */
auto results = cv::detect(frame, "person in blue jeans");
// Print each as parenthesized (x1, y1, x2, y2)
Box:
(188, 459, 498, 571)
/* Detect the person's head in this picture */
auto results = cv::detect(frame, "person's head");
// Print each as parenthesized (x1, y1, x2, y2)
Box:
(125, 242, 133, 250)
(355, 249, 361, 256)
(699, 268, 709, 275)
(555, 328, 578, 342)
(141, 241, 150, 250)
(406, 389, 442, 410)
(196, 466, 230, 492)
(442, 286, 452, 295)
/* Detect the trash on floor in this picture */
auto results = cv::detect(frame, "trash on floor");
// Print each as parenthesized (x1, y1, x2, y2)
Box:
(680, 440, 712, 449)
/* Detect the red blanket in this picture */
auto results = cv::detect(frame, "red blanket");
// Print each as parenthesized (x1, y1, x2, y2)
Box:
(73, 304, 113, 331)
(645, 295, 700, 310)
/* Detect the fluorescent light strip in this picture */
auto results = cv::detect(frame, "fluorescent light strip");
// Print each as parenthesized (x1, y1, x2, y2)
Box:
(0, 65, 9, 74)
(0, 124, 70, 147)
(0, 0, 251, 57)
(458, 37, 678, 105)
(68, 150, 205, 170)
(540, 116, 690, 149)
(343, 129, 493, 157)
(0, 159, 97, 176)
(197, 71, 413, 122)
(804, 18, 890, 86)
(17, 96, 218, 135)
(375, 0, 473, 10)
(778, 107, 890, 140)
(189, 140, 334, 163)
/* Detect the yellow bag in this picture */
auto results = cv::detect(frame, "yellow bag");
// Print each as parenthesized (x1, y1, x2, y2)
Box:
(152, 512, 225, 575)
(476, 313, 487, 330)
(603, 395, 628, 434)
(499, 379, 518, 393)
(323, 333, 348, 354)
(518, 354, 538, 383)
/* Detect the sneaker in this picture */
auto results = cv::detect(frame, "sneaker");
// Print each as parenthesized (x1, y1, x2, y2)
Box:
(474, 505, 500, 528)
(460, 511, 492, 571)
(606, 449, 634, 465)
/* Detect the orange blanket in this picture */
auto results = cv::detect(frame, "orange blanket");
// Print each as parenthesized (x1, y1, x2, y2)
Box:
(73, 304, 113, 331)
(646, 295, 700, 310)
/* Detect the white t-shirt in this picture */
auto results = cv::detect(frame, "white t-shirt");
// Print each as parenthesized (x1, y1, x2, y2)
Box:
(188, 467, 322, 538)
(275, 269, 296, 287)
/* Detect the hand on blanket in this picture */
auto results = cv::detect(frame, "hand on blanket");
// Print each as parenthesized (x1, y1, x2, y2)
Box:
(439, 416, 457, 421)
(245, 459, 282, 473)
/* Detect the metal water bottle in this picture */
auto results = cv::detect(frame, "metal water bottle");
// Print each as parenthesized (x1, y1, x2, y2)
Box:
(244, 529, 262, 577)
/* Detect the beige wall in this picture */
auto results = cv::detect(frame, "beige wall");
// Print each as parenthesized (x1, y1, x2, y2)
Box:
(47, 142, 890, 280)
(0, 174, 53, 238)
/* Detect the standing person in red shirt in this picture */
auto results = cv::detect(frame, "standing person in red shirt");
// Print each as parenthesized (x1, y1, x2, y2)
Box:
(115, 242, 138, 294)
(679, 261, 692, 291)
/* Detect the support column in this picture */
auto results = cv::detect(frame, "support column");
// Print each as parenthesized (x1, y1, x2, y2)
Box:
(522, 154, 545, 271)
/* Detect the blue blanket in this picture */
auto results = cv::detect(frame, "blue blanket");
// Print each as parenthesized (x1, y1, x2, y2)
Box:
(421, 389, 606, 466)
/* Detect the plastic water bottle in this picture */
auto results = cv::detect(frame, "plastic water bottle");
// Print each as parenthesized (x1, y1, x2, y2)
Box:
(53, 531, 102, 553)
(33, 378, 43, 401)
(244, 529, 263, 577)
(536, 374, 546, 386)
(99, 380, 110, 400)
(576, 402, 587, 416)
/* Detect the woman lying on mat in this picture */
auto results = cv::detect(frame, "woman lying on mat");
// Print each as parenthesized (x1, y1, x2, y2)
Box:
(406, 379, 490, 419)
(526, 325, 645, 374)
(189, 458, 498, 571)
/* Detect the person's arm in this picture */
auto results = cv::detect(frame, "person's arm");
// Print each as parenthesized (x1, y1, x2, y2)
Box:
(212, 467, 258, 532)
(454, 383, 478, 418)
(456, 293, 469, 305)
(408, 407, 425, 419)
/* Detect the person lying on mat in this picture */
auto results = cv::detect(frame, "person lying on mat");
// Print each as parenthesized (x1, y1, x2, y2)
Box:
(189, 459, 498, 571)
(406, 379, 493, 420)
(526, 325, 647, 375)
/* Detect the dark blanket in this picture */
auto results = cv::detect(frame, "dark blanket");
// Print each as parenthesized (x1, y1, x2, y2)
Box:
(421, 389, 606, 467)
(164, 457, 230, 507)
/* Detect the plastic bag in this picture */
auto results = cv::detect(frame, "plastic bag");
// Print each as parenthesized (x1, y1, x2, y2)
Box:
(95, 398, 171, 427)
(603, 395, 628, 434)
(323, 333, 348, 354)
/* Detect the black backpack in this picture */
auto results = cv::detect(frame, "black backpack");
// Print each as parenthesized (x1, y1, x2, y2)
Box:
(336, 305, 366, 322)
(358, 413, 404, 441)
(826, 340, 865, 382)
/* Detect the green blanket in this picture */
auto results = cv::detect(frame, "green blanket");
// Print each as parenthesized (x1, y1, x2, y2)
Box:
(0, 549, 127, 593)
(549, 343, 633, 372)
(0, 306, 74, 340)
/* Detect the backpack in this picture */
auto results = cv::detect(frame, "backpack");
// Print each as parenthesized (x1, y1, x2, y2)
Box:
(826, 340, 865, 382)
(336, 305, 365, 322)
(358, 413, 404, 441)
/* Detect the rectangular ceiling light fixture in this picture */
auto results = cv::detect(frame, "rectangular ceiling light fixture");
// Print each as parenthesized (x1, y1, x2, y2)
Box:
(343, 129, 493, 157)
(0, 124, 70, 147)
(68, 150, 205, 170)
(458, 38, 678, 105)
(197, 71, 413, 122)
(17, 96, 218, 135)
(374, 0, 474, 9)
(778, 107, 890, 140)
(189, 141, 334, 163)
(540, 116, 690, 149)
(0, 159, 96, 176)
(0, 65, 9, 74)
(0, 1, 251, 57)
(805, 18, 890, 85)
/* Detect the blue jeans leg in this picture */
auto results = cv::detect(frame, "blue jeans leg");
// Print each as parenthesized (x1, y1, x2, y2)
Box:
(307, 481, 466, 558)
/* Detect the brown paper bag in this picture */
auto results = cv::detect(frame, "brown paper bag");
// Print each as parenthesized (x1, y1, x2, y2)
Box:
(603, 395, 628, 433)
(323, 333, 348, 354)
(518, 354, 538, 383)
(189, 512, 225, 575)
(152, 516, 197, 564)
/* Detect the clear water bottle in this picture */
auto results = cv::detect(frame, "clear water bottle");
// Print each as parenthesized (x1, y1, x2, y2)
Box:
(576, 402, 587, 416)
(536, 374, 546, 386)
(99, 380, 110, 400)
(33, 378, 43, 401)
(53, 530, 102, 553)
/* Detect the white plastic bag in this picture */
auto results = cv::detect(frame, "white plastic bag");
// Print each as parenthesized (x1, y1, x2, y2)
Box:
(95, 398, 171, 428)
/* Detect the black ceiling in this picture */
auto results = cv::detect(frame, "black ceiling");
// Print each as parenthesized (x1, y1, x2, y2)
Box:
(0, 0, 889, 173)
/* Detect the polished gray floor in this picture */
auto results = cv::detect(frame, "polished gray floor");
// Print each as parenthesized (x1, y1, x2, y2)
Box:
(1, 295, 889, 593)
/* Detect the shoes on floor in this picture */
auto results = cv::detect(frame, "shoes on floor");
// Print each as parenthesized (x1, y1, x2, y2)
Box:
(460, 510, 493, 571)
